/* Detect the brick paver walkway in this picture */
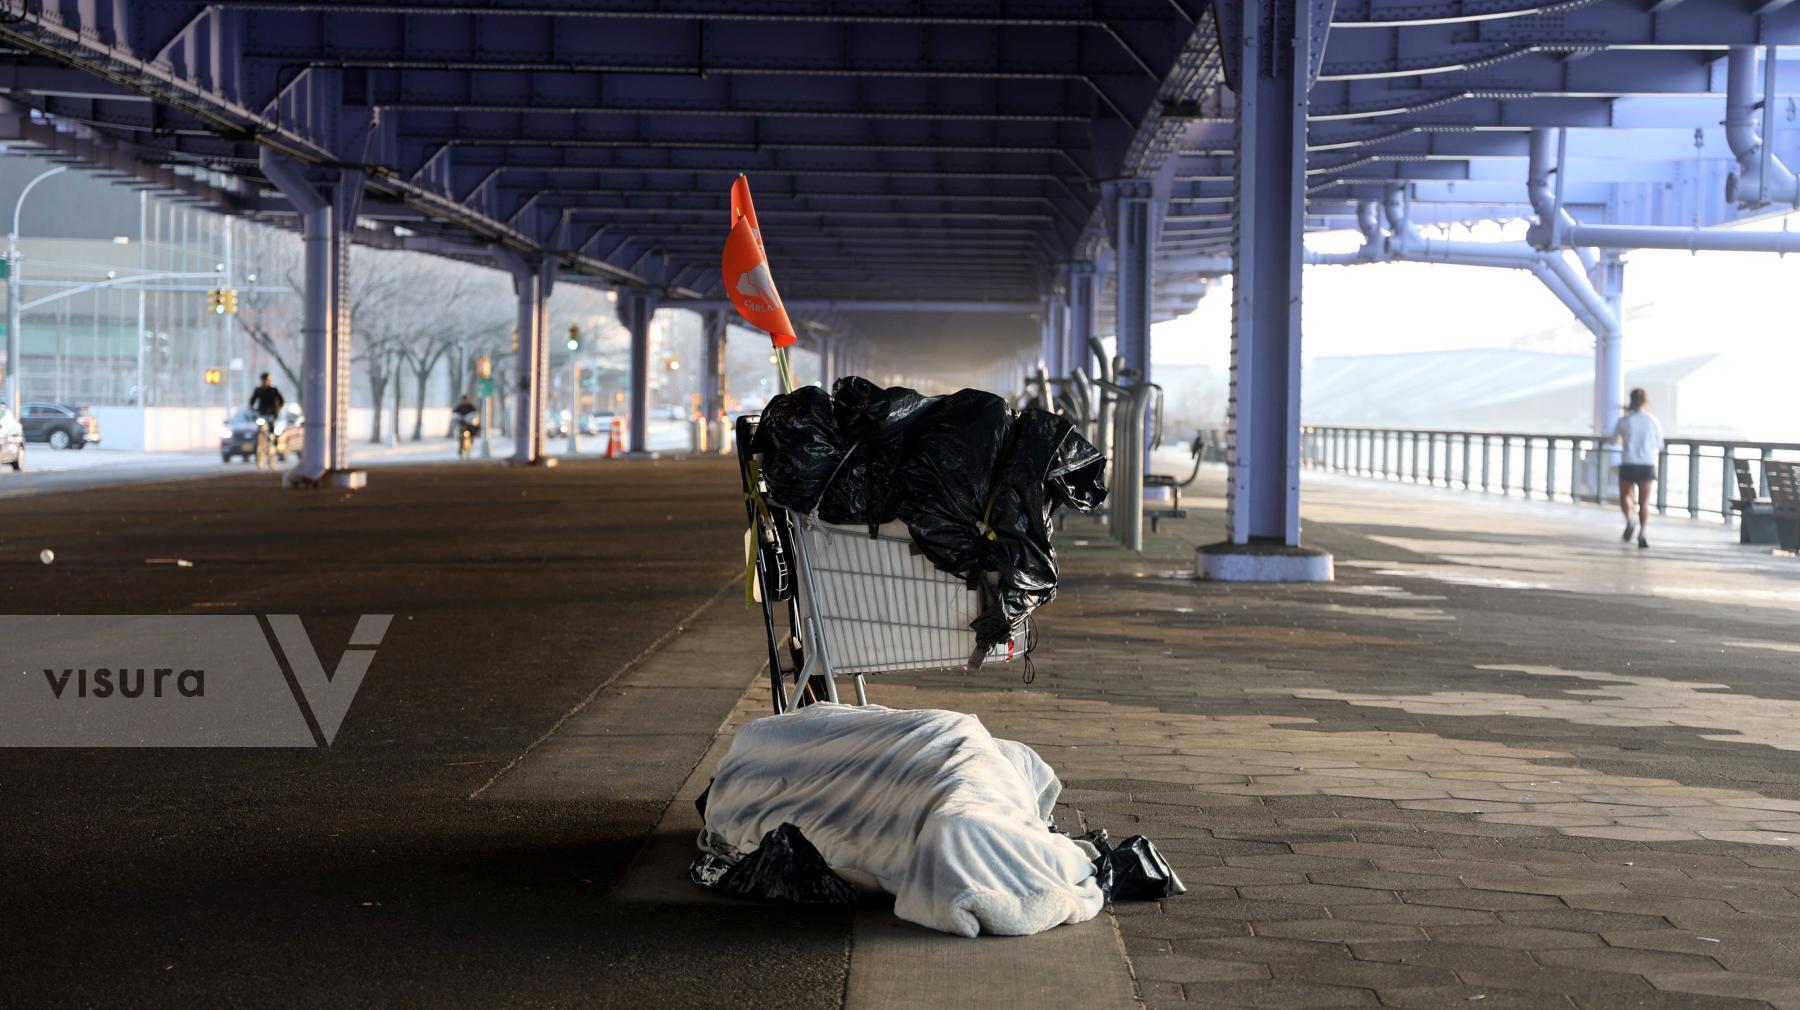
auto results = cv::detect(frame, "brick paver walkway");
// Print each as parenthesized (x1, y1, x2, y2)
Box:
(875, 469, 1800, 1010)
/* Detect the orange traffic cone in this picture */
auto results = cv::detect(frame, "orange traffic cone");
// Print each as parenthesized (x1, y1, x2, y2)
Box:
(605, 416, 624, 458)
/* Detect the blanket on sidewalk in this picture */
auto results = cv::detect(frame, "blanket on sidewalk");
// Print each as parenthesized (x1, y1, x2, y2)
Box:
(697, 703, 1104, 937)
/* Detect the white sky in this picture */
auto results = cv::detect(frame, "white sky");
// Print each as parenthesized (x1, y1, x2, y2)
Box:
(1152, 214, 1800, 440)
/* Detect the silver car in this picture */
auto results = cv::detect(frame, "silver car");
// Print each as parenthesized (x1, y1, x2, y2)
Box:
(0, 403, 24, 471)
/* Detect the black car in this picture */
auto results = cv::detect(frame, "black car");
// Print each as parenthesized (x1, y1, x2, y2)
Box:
(21, 402, 99, 450)
(220, 407, 304, 462)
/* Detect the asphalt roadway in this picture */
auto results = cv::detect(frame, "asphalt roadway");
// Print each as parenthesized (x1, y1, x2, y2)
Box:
(0, 457, 852, 1009)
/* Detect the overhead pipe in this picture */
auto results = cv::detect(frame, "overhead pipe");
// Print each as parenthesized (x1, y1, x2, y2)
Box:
(1380, 187, 1622, 355)
(1726, 46, 1799, 209)
(1305, 199, 1387, 265)
(1523, 130, 1599, 273)
(1528, 126, 1800, 253)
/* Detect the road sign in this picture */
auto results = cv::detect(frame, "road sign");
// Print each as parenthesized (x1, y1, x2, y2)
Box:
(477, 376, 495, 397)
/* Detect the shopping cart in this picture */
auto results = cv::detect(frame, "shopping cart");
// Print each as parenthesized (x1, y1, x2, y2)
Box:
(737, 415, 1029, 714)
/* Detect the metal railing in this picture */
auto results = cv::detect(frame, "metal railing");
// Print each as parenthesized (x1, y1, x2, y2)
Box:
(1302, 425, 1800, 523)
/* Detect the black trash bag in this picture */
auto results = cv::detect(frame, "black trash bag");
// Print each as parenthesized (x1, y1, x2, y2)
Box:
(747, 385, 855, 519)
(964, 408, 1106, 649)
(1083, 832, 1186, 902)
(830, 376, 941, 525)
(896, 388, 1016, 580)
(699, 822, 857, 905)
(898, 396, 1106, 650)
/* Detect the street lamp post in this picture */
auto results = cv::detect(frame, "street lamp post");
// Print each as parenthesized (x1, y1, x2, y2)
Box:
(5, 166, 67, 410)
(566, 324, 581, 455)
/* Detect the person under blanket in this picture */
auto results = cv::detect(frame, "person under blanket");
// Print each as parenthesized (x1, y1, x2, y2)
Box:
(696, 703, 1104, 937)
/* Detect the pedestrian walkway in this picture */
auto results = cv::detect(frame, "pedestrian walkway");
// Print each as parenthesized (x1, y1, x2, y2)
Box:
(489, 462, 1800, 1008)
(4, 457, 1798, 1008)
(878, 467, 1800, 1009)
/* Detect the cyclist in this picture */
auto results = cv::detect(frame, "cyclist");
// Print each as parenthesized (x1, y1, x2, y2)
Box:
(452, 394, 480, 456)
(248, 373, 286, 456)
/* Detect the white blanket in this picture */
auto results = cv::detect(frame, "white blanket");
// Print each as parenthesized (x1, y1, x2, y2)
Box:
(698, 703, 1104, 937)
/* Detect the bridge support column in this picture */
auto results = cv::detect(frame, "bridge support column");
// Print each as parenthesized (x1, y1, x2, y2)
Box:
(491, 249, 555, 466)
(258, 151, 365, 490)
(1200, 0, 1332, 582)
(1591, 251, 1625, 434)
(700, 310, 728, 451)
(1039, 284, 1068, 380)
(1104, 179, 1156, 388)
(619, 287, 657, 456)
(1067, 261, 1097, 380)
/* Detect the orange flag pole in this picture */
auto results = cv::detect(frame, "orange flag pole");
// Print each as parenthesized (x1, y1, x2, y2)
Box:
(721, 175, 798, 391)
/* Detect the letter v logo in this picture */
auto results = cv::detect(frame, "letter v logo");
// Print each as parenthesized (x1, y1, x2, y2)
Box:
(265, 615, 392, 746)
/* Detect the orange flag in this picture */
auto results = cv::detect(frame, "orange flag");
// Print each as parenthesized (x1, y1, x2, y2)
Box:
(722, 175, 796, 348)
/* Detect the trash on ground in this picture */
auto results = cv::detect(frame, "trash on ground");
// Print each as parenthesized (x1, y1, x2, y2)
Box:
(144, 558, 194, 567)
(38, 549, 53, 565)
(690, 823, 857, 904)
(750, 377, 1105, 649)
(1081, 830, 1187, 901)
(692, 702, 1105, 937)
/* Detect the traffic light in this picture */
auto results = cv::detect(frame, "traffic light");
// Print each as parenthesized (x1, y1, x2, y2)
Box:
(203, 368, 224, 385)
(206, 289, 239, 315)
(221, 289, 238, 314)
(566, 324, 581, 352)
(475, 355, 492, 379)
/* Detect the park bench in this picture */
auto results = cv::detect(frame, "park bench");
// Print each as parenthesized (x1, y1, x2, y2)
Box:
(1766, 460, 1800, 554)
(1731, 457, 1780, 545)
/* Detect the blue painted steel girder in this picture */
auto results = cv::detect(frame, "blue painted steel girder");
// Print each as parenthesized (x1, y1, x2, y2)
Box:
(1321, 8, 1800, 81)
(1314, 52, 1723, 105)
(4, 0, 1214, 317)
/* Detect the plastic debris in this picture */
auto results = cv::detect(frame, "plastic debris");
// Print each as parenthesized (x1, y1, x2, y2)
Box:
(693, 823, 857, 905)
(1081, 830, 1187, 902)
(38, 549, 53, 565)
(145, 558, 194, 567)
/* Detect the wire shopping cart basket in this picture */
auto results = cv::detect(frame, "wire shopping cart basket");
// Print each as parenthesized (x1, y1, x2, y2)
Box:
(737, 415, 1029, 714)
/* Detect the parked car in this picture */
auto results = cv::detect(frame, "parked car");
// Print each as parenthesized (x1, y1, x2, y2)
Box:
(580, 411, 617, 436)
(0, 403, 24, 471)
(544, 411, 569, 439)
(220, 406, 304, 463)
(21, 402, 99, 450)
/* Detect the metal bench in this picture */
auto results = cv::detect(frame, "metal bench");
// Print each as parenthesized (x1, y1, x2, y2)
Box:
(1767, 460, 1800, 554)
(1731, 457, 1780, 545)
(1146, 433, 1205, 533)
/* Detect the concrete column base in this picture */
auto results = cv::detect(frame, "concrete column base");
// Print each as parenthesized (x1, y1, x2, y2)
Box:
(619, 450, 662, 461)
(508, 456, 558, 468)
(284, 469, 368, 490)
(1197, 540, 1333, 582)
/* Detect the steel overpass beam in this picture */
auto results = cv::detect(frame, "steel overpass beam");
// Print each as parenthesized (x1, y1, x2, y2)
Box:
(1066, 262, 1098, 381)
(490, 248, 557, 466)
(259, 150, 365, 490)
(618, 288, 658, 456)
(700, 310, 728, 451)
(1202, 0, 1333, 583)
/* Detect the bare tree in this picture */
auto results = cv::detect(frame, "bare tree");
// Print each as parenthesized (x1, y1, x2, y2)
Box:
(348, 247, 418, 443)
(231, 221, 305, 395)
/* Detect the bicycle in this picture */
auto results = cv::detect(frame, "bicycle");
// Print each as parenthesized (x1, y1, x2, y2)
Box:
(456, 418, 479, 458)
(253, 417, 276, 471)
